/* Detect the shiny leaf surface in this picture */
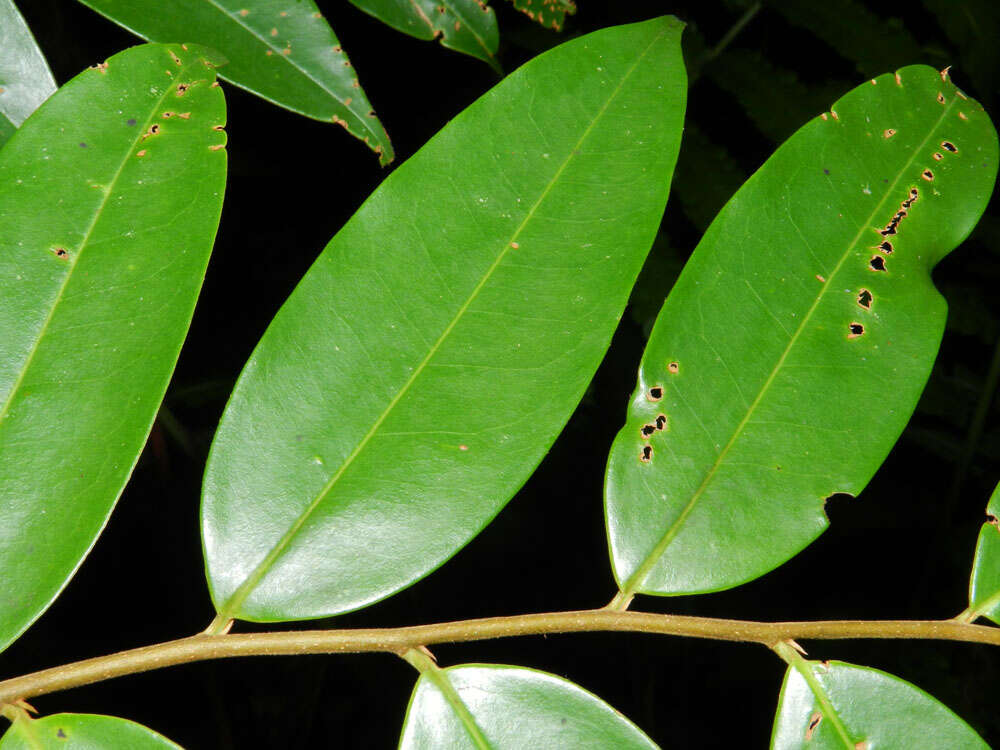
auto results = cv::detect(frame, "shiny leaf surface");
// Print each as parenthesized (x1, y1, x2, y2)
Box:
(77, 0, 393, 164)
(0, 0, 56, 143)
(0, 713, 180, 749)
(0, 43, 226, 653)
(399, 664, 657, 749)
(771, 660, 987, 749)
(348, 0, 500, 71)
(606, 65, 999, 599)
(968, 480, 1000, 624)
(202, 17, 686, 622)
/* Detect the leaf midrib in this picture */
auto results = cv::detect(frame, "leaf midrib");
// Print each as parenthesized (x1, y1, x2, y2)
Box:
(216, 26, 672, 619)
(619, 89, 958, 598)
(200, 0, 383, 143)
(0, 54, 202, 430)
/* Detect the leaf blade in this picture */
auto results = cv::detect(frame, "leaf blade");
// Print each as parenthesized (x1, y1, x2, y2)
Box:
(0, 43, 226, 653)
(606, 66, 999, 598)
(771, 660, 988, 749)
(399, 664, 658, 749)
(77, 0, 393, 164)
(0, 713, 181, 749)
(504, 0, 576, 32)
(0, 0, 56, 140)
(202, 17, 687, 622)
(967, 481, 1000, 624)
(349, 0, 501, 71)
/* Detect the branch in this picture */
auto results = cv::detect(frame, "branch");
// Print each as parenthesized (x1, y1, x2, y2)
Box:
(1, 609, 997, 706)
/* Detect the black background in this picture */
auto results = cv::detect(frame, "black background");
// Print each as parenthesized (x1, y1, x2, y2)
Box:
(4, 0, 1000, 747)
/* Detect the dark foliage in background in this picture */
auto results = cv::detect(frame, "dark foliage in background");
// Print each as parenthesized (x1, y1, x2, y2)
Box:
(3, 0, 999, 746)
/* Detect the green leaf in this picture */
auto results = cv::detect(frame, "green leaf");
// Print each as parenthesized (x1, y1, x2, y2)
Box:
(605, 66, 999, 600)
(771, 660, 988, 749)
(349, 0, 501, 72)
(77, 0, 393, 165)
(0, 713, 180, 749)
(201, 17, 687, 622)
(0, 43, 226, 653)
(505, 0, 577, 32)
(399, 664, 657, 749)
(967, 481, 1000, 624)
(0, 0, 56, 144)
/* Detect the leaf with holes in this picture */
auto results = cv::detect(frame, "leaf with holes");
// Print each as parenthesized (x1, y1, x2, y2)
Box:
(348, 0, 500, 72)
(605, 65, 999, 601)
(505, 0, 577, 32)
(0, 0, 56, 147)
(201, 17, 686, 623)
(0, 43, 226, 654)
(399, 664, 657, 749)
(77, 0, 393, 164)
(771, 660, 988, 749)
(966, 480, 1000, 624)
(0, 713, 181, 749)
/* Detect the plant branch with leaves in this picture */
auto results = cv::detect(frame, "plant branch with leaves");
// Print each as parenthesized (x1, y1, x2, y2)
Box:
(0, 3, 999, 748)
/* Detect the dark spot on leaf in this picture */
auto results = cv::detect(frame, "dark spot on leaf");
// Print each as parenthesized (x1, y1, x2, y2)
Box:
(78, 142, 87, 148)
(883, 128, 896, 138)
(987, 514, 999, 530)
(127, 118, 137, 126)
(877, 240, 893, 254)
(51, 247, 68, 259)
(823, 168, 830, 175)
(869, 255, 886, 271)
(848, 322, 865, 338)
(176, 83, 189, 95)
(937, 92, 946, 104)
(922, 169, 934, 181)
(668, 362, 679, 374)
(857, 289, 873, 309)
(655, 414, 667, 430)
(640, 445, 652, 463)
(647, 386, 663, 401)
(941, 141, 957, 153)
(640, 424, 656, 439)
(56, 728, 66, 739)
(806, 712, 822, 741)
(933, 152, 943, 161)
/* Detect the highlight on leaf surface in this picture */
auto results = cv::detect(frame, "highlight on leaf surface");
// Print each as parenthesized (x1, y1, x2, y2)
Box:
(200, 17, 687, 623)
(605, 65, 999, 600)
(349, 0, 501, 72)
(0, 42, 226, 654)
(0, 0, 56, 144)
(771, 660, 988, 749)
(0, 712, 181, 749)
(77, 0, 393, 164)
(967, 480, 1000, 624)
(399, 664, 658, 749)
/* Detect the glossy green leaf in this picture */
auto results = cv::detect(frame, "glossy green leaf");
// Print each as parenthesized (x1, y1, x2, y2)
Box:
(771, 660, 987, 749)
(0, 0, 56, 145)
(606, 66, 999, 599)
(505, 0, 577, 32)
(202, 17, 686, 622)
(0, 713, 180, 749)
(349, 0, 500, 72)
(0, 43, 226, 653)
(399, 664, 657, 749)
(77, 0, 393, 165)
(967, 480, 1000, 624)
